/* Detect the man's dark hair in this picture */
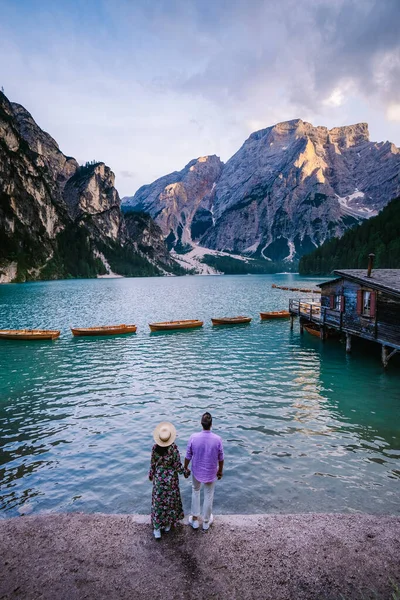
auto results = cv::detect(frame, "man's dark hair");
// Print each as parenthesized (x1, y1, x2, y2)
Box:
(201, 412, 212, 430)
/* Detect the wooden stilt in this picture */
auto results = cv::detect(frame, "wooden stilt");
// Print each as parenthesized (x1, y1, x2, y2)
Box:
(300, 321, 304, 335)
(290, 315, 294, 330)
(346, 333, 352, 353)
(320, 327, 325, 341)
(381, 345, 397, 368)
(382, 345, 388, 368)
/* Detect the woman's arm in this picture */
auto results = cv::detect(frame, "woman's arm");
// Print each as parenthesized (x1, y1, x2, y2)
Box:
(148, 445, 156, 481)
(174, 445, 190, 477)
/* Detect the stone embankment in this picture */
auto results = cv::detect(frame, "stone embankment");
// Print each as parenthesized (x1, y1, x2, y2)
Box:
(1, 513, 399, 599)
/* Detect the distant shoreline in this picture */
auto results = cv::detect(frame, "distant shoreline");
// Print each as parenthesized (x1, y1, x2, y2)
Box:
(1, 271, 328, 285)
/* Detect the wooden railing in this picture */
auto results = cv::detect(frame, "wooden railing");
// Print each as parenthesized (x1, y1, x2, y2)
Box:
(289, 299, 342, 328)
(289, 298, 321, 321)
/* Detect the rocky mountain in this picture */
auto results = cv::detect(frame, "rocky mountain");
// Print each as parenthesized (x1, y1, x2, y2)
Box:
(0, 91, 180, 282)
(122, 155, 223, 251)
(11, 102, 79, 185)
(123, 210, 175, 268)
(123, 119, 400, 263)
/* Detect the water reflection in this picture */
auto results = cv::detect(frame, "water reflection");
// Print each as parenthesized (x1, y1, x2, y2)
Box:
(0, 275, 399, 517)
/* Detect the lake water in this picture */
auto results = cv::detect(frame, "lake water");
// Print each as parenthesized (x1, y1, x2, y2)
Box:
(0, 274, 399, 518)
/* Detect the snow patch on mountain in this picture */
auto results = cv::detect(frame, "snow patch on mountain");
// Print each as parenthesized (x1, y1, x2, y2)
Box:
(336, 189, 378, 219)
(284, 241, 296, 262)
(171, 244, 252, 275)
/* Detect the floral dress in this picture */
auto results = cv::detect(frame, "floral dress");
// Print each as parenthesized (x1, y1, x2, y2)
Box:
(149, 443, 187, 530)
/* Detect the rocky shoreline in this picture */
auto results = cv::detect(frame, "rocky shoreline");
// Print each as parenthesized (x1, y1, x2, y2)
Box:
(1, 513, 399, 599)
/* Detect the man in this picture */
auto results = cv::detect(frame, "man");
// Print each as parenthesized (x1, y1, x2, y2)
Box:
(184, 412, 224, 531)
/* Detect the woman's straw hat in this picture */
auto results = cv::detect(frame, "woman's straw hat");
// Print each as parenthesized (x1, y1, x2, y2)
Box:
(153, 421, 177, 447)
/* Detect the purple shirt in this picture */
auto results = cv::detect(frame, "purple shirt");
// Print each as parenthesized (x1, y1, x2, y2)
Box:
(186, 430, 224, 483)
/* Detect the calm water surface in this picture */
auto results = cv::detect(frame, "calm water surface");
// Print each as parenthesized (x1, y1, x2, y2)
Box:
(0, 274, 399, 518)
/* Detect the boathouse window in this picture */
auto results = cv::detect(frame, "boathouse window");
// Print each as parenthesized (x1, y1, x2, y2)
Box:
(329, 294, 345, 312)
(356, 290, 376, 317)
(363, 292, 371, 316)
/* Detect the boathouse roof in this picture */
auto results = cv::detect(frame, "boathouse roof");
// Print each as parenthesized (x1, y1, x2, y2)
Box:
(319, 269, 400, 297)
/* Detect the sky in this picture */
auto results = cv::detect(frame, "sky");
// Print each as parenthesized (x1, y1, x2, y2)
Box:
(0, 0, 399, 197)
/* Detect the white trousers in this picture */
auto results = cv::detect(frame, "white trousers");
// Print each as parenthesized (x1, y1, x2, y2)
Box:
(191, 474, 216, 521)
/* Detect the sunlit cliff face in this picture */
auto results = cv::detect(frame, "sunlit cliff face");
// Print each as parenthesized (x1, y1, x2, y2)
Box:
(123, 118, 400, 262)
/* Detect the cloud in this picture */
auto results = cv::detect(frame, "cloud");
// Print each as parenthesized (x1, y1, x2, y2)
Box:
(311, 0, 400, 107)
(387, 104, 400, 122)
(0, 0, 399, 198)
(323, 89, 346, 108)
(158, 0, 400, 115)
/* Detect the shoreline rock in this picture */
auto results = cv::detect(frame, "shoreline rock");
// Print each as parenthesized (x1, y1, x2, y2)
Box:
(1, 513, 399, 599)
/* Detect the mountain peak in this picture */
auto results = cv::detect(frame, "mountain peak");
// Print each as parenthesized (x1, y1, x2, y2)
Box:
(122, 154, 224, 248)
(122, 116, 399, 260)
(328, 122, 370, 147)
(185, 154, 223, 169)
(247, 119, 370, 148)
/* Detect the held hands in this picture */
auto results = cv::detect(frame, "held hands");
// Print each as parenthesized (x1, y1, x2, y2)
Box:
(184, 468, 191, 479)
(217, 469, 223, 480)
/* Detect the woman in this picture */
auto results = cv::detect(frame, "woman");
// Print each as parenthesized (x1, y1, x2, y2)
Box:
(149, 421, 189, 539)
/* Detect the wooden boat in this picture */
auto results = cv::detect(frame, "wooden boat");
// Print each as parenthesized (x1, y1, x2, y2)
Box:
(71, 324, 137, 337)
(0, 329, 60, 340)
(304, 325, 338, 339)
(260, 311, 290, 320)
(149, 320, 203, 332)
(211, 316, 252, 326)
(304, 325, 321, 338)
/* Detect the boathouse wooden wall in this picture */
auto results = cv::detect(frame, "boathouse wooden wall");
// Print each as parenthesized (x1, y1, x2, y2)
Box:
(376, 294, 400, 347)
(320, 278, 400, 349)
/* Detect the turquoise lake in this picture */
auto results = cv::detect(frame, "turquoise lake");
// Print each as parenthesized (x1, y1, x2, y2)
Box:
(0, 274, 399, 518)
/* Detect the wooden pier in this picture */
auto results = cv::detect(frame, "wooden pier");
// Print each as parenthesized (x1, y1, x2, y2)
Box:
(272, 283, 321, 293)
(289, 262, 400, 367)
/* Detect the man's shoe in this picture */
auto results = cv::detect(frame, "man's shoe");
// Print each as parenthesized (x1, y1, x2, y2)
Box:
(202, 514, 214, 531)
(153, 528, 161, 539)
(188, 516, 199, 530)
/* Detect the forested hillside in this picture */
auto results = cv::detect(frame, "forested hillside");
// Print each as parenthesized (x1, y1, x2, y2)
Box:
(299, 197, 400, 275)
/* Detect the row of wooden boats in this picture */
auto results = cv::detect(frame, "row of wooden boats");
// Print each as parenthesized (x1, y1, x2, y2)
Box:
(0, 325, 138, 340)
(0, 311, 291, 340)
(271, 284, 321, 293)
(148, 311, 291, 331)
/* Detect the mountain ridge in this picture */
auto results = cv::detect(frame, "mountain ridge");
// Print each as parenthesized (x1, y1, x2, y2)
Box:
(122, 119, 400, 263)
(0, 91, 181, 282)
(123, 154, 223, 252)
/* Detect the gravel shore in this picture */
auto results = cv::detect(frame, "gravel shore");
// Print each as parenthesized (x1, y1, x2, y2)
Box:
(1, 513, 399, 600)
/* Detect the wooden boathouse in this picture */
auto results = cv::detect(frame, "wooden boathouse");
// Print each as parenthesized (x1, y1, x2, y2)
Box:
(289, 258, 400, 367)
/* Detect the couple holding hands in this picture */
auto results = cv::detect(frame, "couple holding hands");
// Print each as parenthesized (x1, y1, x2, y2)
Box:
(149, 412, 224, 539)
